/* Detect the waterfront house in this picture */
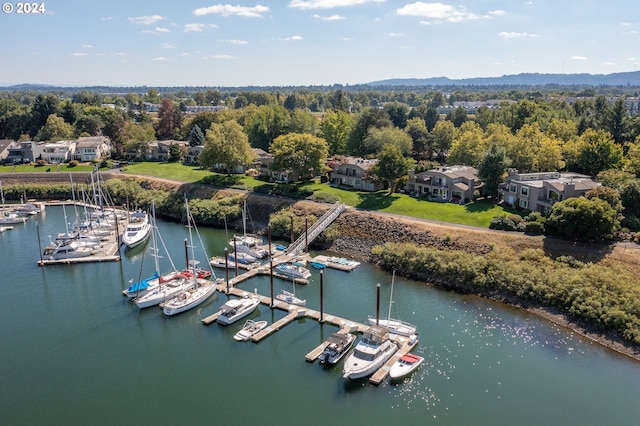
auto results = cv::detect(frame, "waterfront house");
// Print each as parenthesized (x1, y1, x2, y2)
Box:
(41, 140, 76, 164)
(406, 165, 481, 203)
(156, 140, 188, 162)
(329, 157, 384, 192)
(499, 169, 600, 214)
(0, 139, 15, 163)
(73, 136, 111, 162)
(4, 140, 45, 164)
(185, 144, 204, 165)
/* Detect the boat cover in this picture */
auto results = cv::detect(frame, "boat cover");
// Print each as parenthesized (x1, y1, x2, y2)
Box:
(127, 272, 159, 292)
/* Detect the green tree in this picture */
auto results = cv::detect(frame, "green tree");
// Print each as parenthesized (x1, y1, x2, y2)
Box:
(477, 143, 511, 199)
(585, 186, 624, 216)
(536, 136, 565, 172)
(625, 140, 640, 176)
(448, 121, 485, 166)
(167, 143, 183, 163)
(619, 180, 640, 217)
(200, 120, 255, 175)
(123, 121, 155, 159)
(347, 108, 391, 156)
(446, 106, 468, 128)
(510, 123, 542, 172)
(372, 144, 413, 194)
(363, 126, 412, 157)
(29, 93, 59, 136)
(270, 133, 329, 181)
(383, 102, 409, 129)
(319, 110, 351, 155)
(577, 129, 624, 176)
(288, 109, 317, 135)
(245, 104, 290, 151)
(545, 197, 620, 240)
(404, 117, 430, 160)
(35, 114, 74, 141)
(431, 120, 455, 160)
(189, 124, 205, 147)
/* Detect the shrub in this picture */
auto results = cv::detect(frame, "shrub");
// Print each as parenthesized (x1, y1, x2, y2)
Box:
(508, 214, 523, 225)
(68, 160, 79, 168)
(489, 216, 517, 231)
(524, 221, 545, 234)
(525, 211, 543, 222)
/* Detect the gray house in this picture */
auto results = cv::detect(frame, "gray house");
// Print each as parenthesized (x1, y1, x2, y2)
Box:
(406, 165, 481, 203)
(329, 157, 384, 192)
(4, 141, 45, 164)
(499, 169, 600, 215)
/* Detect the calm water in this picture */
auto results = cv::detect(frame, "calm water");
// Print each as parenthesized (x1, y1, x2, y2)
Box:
(1, 206, 640, 425)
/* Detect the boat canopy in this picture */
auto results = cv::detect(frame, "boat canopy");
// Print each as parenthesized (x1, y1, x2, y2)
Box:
(127, 272, 159, 292)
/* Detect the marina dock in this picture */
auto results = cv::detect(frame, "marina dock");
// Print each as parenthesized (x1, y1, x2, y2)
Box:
(201, 262, 417, 384)
(311, 255, 361, 272)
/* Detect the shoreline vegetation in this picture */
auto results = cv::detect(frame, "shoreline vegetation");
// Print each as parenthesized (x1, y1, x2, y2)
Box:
(3, 173, 640, 361)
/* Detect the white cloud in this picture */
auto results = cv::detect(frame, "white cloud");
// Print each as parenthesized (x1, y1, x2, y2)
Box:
(313, 14, 346, 20)
(204, 54, 234, 60)
(81, 44, 92, 48)
(489, 10, 506, 16)
(282, 35, 303, 41)
(100, 16, 112, 21)
(223, 39, 249, 44)
(193, 4, 269, 18)
(397, 2, 485, 23)
(388, 32, 406, 37)
(152, 56, 169, 61)
(128, 15, 166, 25)
(184, 23, 218, 32)
(181, 52, 191, 56)
(498, 31, 538, 39)
(163, 43, 177, 49)
(289, 0, 384, 9)
(155, 27, 171, 33)
(571, 56, 587, 60)
(71, 52, 88, 57)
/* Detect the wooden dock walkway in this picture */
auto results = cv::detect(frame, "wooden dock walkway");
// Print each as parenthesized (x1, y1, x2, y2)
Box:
(200, 251, 419, 385)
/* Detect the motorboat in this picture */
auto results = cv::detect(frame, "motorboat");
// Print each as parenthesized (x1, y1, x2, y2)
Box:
(0, 211, 26, 225)
(216, 292, 261, 325)
(389, 353, 424, 380)
(14, 202, 42, 216)
(229, 234, 268, 259)
(319, 332, 356, 365)
(162, 279, 217, 316)
(42, 241, 95, 260)
(276, 262, 311, 280)
(233, 319, 268, 341)
(310, 261, 326, 270)
(275, 289, 306, 307)
(342, 325, 398, 380)
(122, 210, 151, 249)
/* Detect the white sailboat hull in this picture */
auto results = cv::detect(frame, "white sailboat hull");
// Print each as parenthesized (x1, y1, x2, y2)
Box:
(162, 281, 217, 316)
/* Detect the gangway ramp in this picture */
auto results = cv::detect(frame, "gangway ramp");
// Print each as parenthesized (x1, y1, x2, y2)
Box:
(286, 202, 345, 256)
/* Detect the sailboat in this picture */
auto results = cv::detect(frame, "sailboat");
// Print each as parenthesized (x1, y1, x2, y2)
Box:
(0, 180, 26, 225)
(368, 270, 417, 337)
(228, 200, 268, 259)
(133, 202, 194, 309)
(162, 198, 218, 316)
(276, 272, 306, 306)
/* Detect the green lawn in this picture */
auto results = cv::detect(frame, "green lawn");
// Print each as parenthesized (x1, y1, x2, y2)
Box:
(2, 161, 514, 228)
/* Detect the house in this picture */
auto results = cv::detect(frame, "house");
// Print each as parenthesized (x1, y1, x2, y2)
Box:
(499, 169, 600, 215)
(184, 144, 204, 165)
(41, 140, 76, 164)
(406, 165, 481, 203)
(328, 157, 384, 192)
(156, 140, 188, 162)
(4, 141, 45, 164)
(73, 136, 111, 162)
(0, 139, 15, 163)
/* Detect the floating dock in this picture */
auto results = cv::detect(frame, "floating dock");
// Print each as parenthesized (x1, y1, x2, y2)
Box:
(311, 255, 361, 272)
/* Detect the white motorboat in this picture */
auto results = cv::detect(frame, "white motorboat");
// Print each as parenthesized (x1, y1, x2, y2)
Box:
(0, 226, 13, 233)
(162, 279, 217, 316)
(42, 241, 95, 260)
(342, 325, 398, 380)
(389, 353, 424, 380)
(0, 212, 26, 225)
(122, 210, 151, 249)
(216, 292, 261, 325)
(15, 202, 42, 216)
(228, 200, 268, 259)
(233, 319, 268, 341)
(368, 271, 417, 337)
(276, 262, 311, 280)
(319, 332, 356, 365)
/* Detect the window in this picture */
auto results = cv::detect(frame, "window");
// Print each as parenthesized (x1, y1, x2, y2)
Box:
(433, 188, 440, 195)
(520, 187, 529, 196)
(519, 199, 528, 208)
(510, 184, 516, 192)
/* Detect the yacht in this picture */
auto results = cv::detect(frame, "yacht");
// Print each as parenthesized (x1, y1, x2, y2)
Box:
(42, 241, 95, 260)
(216, 292, 261, 325)
(342, 326, 398, 380)
(122, 210, 151, 249)
(276, 262, 312, 280)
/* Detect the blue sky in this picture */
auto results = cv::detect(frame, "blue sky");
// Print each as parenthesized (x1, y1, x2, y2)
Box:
(1, 1, 638, 87)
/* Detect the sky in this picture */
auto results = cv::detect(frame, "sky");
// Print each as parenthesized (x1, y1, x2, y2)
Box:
(0, 0, 639, 87)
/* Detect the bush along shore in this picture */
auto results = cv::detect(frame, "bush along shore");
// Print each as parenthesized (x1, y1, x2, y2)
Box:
(4, 176, 640, 360)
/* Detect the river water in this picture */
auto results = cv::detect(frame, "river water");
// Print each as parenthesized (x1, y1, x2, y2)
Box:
(1, 206, 639, 425)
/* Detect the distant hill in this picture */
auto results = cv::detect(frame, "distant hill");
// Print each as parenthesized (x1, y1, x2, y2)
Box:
(367, 72, 640, 87)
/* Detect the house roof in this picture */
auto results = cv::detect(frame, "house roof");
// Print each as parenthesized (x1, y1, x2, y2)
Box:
(510, 172, 598, 192)
(0, 139, 15, 153)
(332, 156, 378, 171)
(415, 165, 479, 181)
(76, 136, 109, 148)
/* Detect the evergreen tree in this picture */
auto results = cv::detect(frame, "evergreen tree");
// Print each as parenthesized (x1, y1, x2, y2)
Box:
(477, 143, 511, 199)
(189, 124, 205, 147)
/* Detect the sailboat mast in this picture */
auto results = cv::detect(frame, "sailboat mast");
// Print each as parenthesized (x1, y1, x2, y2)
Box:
(150, 200, 160, 274)
(387, 270, 395, 321)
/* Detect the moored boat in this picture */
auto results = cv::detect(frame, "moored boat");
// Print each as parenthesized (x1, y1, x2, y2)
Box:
(276, 262, 311, 280)
(319, 332, 356, 365)
(162, 279, 217, 316)
(122, 210, 151, 249)
(342, 325, 398, 380)
(216, 292, 261, 325)
(233, 319, 268, 341)
(389, 353, 424, 380)
(42, 240, 95, 260)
